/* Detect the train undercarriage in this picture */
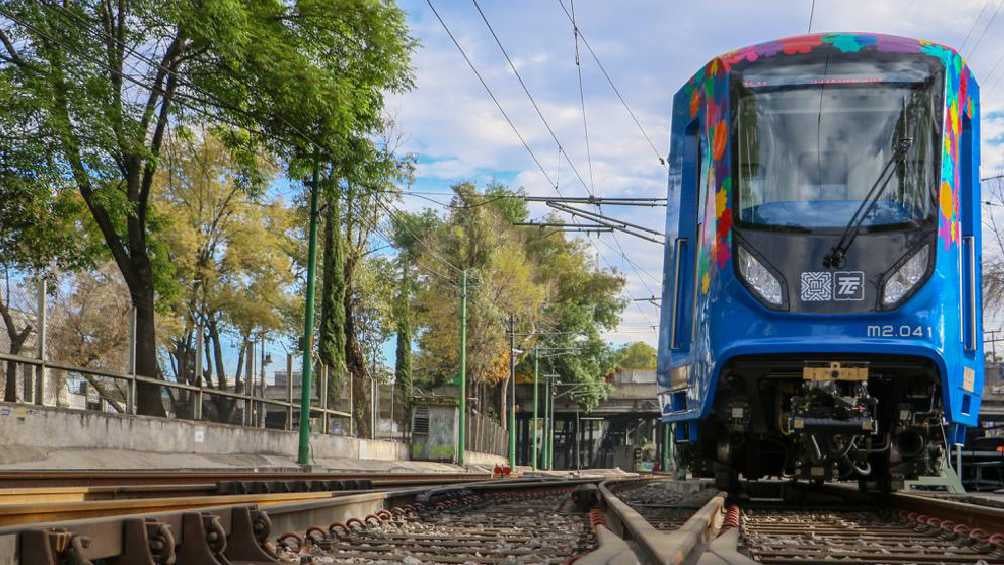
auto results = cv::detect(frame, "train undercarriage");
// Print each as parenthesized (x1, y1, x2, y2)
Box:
(678, 355, 947, 491)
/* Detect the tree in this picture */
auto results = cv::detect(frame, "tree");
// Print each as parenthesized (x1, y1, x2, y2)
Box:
(413, 183, 545, 398)
(617, 342, 657, 370)
(156, 128, 293, 421)
(333, 135, 414, 437)
(0, 0, 414, 415)
(47, 263, 132, 411)
(521, 215, 627, 410)
(318, 175, 347, 410)
(0, 186, 96, 402)
(391, 209, 440, 406)
(984, 178, 1004, 314)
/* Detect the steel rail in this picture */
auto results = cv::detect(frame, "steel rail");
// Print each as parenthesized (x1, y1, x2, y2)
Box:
(598, 478, 744, 565)
(0, 470, 491, 489)
(0, 477, 605, 564)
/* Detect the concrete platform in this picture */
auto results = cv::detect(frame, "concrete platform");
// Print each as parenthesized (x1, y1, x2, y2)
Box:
(0, 402, 507, 472)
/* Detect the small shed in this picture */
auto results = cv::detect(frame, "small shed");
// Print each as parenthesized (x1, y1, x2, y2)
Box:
(410, 395, 459, 463)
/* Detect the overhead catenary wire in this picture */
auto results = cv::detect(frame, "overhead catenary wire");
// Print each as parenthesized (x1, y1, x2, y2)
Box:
(961, 0, 992, 55)
(966, 0, 1003, 60)
(569, 0, 597, 198)
(425, 0, 559, 191)
(430, 3, 664, 341)
(470, 0, 595, 198)
(554, 0, 665, 166)
(807, 0, 816, 34)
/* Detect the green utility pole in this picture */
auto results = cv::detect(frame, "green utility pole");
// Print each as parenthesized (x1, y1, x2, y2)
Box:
(548, 377, 555, 470)
(543, 377, 550, 470)
(532, 347, 539, 470)
(508, 313, 516, 468)
(298, 156, 321, 466)
(457, 270, 468, 466)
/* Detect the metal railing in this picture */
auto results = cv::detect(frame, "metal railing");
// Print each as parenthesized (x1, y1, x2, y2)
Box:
(0, 350, 351, 433)
(465, 411, 507, 457)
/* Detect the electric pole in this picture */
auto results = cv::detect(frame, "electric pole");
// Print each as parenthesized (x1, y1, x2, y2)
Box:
(457, 269, 468, 466)
(297, 154, 321, 466)
(508, 313, 516, 468)
(549, 377, 556, 470)
(532, 347, 539, 471)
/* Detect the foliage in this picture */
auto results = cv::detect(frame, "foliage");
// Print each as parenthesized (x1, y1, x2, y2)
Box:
(0, 0, 414, 415)
(408, 182, 626, 411)
(413, 183, 546, 387)
(155, 129, 295, 419)
(47, 263, 132, 411)
(616, 341, 658, 370)
(318, 177, 347, 390)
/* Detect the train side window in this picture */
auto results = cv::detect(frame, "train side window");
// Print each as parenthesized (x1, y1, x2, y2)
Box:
(697, 135, 709, 216)
(673, 120, 702, 351)
(960, 115, 974, 238)
(961, 113, 977, 352)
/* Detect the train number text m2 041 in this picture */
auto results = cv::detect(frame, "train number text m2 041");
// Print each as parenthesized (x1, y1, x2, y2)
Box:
(866, 325, 932, 338)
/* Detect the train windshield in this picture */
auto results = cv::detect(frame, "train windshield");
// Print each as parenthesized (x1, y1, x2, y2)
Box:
(734, 60, 941, 232)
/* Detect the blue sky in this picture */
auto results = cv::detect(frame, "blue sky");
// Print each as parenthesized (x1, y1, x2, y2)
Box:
(380, 0, 1004, 347)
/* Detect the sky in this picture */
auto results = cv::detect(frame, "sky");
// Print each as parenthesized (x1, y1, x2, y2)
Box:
(379, 0, 1004, 347)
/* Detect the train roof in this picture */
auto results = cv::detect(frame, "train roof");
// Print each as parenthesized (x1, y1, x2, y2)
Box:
(689, 32, 973, 83)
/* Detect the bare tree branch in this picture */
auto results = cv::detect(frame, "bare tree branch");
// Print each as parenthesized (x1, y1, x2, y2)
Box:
(0, 27, 28, 67)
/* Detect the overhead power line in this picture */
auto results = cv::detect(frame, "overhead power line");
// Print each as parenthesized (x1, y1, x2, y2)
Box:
(554, 0, 665, 166)
(961, 1, 992, 55)
(425, 0, 559, 191)
(966, 0, 1003, 60)
(569, 0, 597, 198)
(522, 195, 666, 206)
(470, 0, 594, 198)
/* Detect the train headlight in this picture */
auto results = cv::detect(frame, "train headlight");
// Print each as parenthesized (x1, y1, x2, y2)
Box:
(737, 246, 783, 306)
(882, 245, 929, 306)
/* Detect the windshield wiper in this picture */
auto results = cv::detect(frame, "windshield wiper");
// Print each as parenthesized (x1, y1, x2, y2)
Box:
(822, 137, 913, 268)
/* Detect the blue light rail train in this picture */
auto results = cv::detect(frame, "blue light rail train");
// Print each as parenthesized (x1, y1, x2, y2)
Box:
(656, 33, 983, 490)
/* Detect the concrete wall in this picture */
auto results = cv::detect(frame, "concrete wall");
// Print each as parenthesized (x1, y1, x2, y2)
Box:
(0, 402, 422, 471)
(464, 450, 508, 467)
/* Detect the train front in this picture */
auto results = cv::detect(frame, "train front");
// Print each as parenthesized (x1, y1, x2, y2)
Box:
(658, 34, 983, 488)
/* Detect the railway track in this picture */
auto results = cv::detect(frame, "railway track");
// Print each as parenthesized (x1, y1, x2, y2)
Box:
(740, 506, 1004, 564)
(9, 473, 1002, 564)
(0, 471, 493, 525)
(602, 478, 1004, 565)
(275, 485, 596, 563)
(0, 478, 617, 564)
(0, 470, 491, 489)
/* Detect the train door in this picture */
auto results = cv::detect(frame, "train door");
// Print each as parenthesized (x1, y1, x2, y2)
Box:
(956, 109, 983, 438)
(667, 120, 706, 408)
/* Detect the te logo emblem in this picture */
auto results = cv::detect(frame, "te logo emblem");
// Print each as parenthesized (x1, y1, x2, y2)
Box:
(834, 271, 865, 301)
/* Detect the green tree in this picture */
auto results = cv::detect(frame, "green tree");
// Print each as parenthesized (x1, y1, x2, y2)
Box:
(319, 131, 414, 437)
(616, 341, 658, 370)
(318, 175, 347, 410)
(391, 209, 439, 406)
(0, 0, 414, 415)
(521, 216, 627, 410)
(0, 187, 96, 401)
(414, 184, 545, 395)
(156, 129, 294, 421)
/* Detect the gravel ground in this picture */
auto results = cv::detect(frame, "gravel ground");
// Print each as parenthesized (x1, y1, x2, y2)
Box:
(614, 480, 719, 531)
(275, 488, 596, 564)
